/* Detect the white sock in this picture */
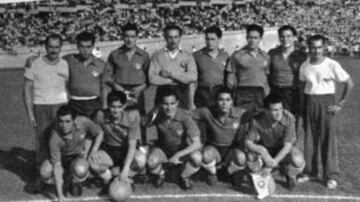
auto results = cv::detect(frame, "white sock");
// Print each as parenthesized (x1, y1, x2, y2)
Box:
(202, 160, 217, 175)
(181, 162, 200, 178)
(227, 161, 245, 175)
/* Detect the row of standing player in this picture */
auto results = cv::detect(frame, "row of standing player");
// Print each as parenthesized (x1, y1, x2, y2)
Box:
(23, 23, 353, 201)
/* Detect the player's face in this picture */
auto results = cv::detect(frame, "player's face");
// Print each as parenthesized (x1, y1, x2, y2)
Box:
(216, 93, 233, 113)
(205, 33, 220, 51)
(58, 115, 74, 135)
(165, 29, 181, 50)
(109, 101, 125, 119)
(160, 95, 179, 118)
(279, 30, 295, 49)
(77, 40, 94, 59)
(45, 38, 61, 60)
(268, 103, 284, 122)
(123, 30, 138, 49)
(246, 31, 261, 50)
(309, 40, 325, 60)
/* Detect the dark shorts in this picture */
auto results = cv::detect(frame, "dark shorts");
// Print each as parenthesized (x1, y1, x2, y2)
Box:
(270, 86, 299, 115)
(101, 144, 128, 167)
(62, 154, 82, 171)
(210, 144, 232, 160)
(68, 97, 101, 118)
(234, 86, 265, 121)
(194, 85, 223, 108)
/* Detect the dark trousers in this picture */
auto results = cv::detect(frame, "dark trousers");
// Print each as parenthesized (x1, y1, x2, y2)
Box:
(68, 97, 101, 118)
(270, 86, 300, 115)
(234, 86, 265, 121)
(303, 94, 339, 180)
(34, 104, 63, 167)
(194, 85, 222, 108)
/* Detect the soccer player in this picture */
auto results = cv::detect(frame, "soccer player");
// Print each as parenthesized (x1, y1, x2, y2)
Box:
(104, 23, 150, 112)
(90, 91, 147, 193)
(299, 35, 354, 189)
(23, 34, 69, 186)
(148, 24, 197, 109)
(146, 86, 202, 190)
(225, 24, 270, 120)
(193, 26, 229, 108)
(39, 105, 103, 202)
(245, 94, 305, 190)
(192, 87, 247, 185)
(268, 25, 307, 115)
(63, 31, 106, 117)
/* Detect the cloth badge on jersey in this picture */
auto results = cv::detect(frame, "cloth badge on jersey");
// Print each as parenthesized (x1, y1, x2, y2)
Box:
(263, 60, 268, 67)
(92, 71, 100, 77)
(180, 61, 188, 71)
(232, 121, 240, 130)
(176, 129, 184, 136)
(134, 63, 142, 70)
(79, 132, 86, 139)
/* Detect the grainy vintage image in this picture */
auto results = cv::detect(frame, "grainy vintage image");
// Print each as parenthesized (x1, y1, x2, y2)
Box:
(0, 0, 359, 201)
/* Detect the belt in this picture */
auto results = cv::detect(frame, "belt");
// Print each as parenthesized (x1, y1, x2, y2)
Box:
(70, 95, 98, 100)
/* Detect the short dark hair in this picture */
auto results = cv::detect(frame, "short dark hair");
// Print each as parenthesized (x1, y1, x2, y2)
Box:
(264, 94, 283, 109)
(45, 34, 62, 46)
(121, 23, 139, 35)
(76, 31, 95, 45)
(215, 86, 233, 100)
(278, 25, 297, 36)
(107, 90, 127, 106)
(163, 24, 183, 36)
(57, 105, 77, 119)
(246, 24, 264, 37)
(204, 25, 222, 38)
(307, 34, 327, 47)
(158, 85, 179, 103)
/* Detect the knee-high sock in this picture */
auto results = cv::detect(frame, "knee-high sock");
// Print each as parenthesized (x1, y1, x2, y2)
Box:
(227, 161, 245, 175)
(202, 160, 217, 175)
(181, 162, 200, 178)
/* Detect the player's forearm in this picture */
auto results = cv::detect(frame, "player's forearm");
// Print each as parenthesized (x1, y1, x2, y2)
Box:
(245, 140, 269, 158)
(53, 162, 64, 198)
(91, 131, 104, 155)
(100, 77, 108, 109)
(149, 74, 174, 85)
(273, 143, 292, 164)
(122, 140, 137, 172)
(338, 78, 354, 106)
(171, 71, 197, 84)
(23, 82, 34, 117)
(175, 139, 202, 158)
(225, 73, 236, 89)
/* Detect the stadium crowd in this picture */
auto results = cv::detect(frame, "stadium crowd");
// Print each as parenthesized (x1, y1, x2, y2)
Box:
(1, 0, 360, 54)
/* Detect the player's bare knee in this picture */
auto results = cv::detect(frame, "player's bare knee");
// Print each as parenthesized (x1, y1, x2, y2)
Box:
(291, 152, 305, 168)
(133, 152, 147, 171)
(147, 155, 161, 170)
(40, 160, 53, 180)
(234, 150, 246, 166)
(189, 151, 202, 167)
(202, 148, 217, 164)
(72, 159, 89, 178)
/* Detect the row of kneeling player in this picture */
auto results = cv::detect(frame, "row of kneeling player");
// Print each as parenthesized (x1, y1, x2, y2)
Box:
(37, 86, 304, 201)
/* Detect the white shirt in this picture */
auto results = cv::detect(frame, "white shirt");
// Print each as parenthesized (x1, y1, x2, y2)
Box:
(299, 57, 350, 95)
(24, 56, 69, 104)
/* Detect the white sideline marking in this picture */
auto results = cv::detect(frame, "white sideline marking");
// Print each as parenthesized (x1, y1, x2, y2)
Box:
(4, 193, 360, 202)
